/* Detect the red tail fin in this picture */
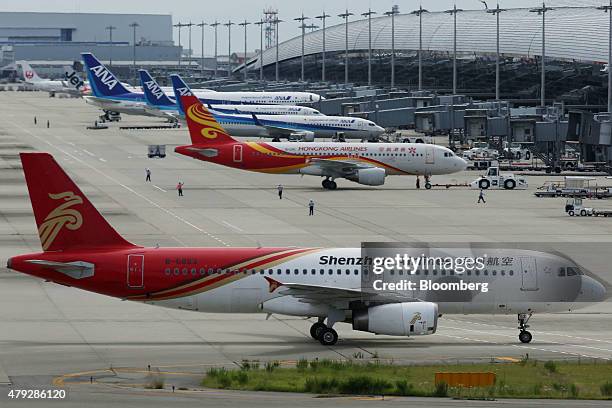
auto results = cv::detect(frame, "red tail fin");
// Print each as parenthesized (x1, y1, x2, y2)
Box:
(20, 152, 136, 252)
(181, 95, 237, 145)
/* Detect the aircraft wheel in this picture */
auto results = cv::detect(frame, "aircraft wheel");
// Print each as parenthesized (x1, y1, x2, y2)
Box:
(329, 180, 337, 190)
(310, 322, 326, 340)
(519, 330, 532, 344)
(425, 182, 432, 190)
(322, 179, 331, 189)
(318, 327, 338, 346)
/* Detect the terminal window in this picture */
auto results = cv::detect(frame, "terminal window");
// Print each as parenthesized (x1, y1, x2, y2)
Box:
(60, 28, 73, 42)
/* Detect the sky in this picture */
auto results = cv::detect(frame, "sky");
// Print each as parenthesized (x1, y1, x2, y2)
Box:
(0, 0, 605, 56)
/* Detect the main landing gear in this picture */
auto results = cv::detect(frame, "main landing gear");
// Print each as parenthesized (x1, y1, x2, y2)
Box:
(518, 312, 533, 343)
(309, 310, 343, 345)
(322, 178, 337, 190)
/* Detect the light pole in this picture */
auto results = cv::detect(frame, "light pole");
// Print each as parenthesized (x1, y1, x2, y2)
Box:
(129, 22, 139, 79)
(444, 5, 462, 95)
(185, 21, 194, 64)
(210, 21, 219, 78)
(173, 22, 185, 66)
(530, 2, 552, 107)
(254, 20, 264, 81)
(384, 8, 399, 88)
(224, 21, 234, 78)
(598, 1, 612, 113)
(273, 18, 282, 81)
(361, 9, 376, 86)
(197, 21, 207, 77)
(487, 4, 507, 101)
(315, 13, 330, 81)
(410, 6, 428, 90)
(238, 20, 250, 82)
(338, 10, 354, 85)
(294, 14, 309, 81)
(105, 25, 116, 67)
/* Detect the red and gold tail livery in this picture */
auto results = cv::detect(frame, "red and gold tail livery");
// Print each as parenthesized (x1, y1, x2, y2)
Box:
(20, 152, 135, 252)
(181, 95, 236, 145)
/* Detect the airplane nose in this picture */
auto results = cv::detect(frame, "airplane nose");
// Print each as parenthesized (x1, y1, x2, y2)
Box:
(455, 157, 468, 171)
(579, 276, 607, 302)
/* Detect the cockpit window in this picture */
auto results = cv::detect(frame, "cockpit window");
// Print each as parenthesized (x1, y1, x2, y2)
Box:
(368, 123, 375, 126)
(558, 267, 566, 277)
(566, 266, 581, 276)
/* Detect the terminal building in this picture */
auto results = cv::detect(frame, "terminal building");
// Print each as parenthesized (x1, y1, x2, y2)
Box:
(0, 11, 181, 74)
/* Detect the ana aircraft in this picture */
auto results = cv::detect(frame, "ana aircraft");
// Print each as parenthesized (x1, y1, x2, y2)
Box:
(141, 72, 384, 141)
(174, 95, 467, 189)
(8, 152, 606, 345)
(81, 53, 323, 118)
(138, 70, 322, 119)
(16, 61, 89, 97)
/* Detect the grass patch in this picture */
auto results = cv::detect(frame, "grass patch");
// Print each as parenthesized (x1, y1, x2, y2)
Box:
(201, 359, 612, 399)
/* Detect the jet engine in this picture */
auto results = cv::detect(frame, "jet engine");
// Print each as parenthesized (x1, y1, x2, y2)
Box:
(347, 167, 386, 186)
(352, 302, 438, 336)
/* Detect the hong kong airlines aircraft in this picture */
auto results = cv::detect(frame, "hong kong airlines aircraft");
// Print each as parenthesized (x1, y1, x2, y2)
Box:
(8, 153, 606, 345)
(175, 96, 468, 189)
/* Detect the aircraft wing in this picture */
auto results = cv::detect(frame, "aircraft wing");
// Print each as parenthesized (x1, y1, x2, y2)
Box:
(306, 158, 377, 176)
(265, 277, 416, 307)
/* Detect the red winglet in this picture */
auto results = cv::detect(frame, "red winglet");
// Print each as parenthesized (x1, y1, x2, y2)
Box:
(264, 276, 283, 293)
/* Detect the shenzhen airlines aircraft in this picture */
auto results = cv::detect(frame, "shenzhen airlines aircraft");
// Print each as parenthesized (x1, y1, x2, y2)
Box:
(8, 153, 606, 345)
(16, 61, 89, 97)
(175, 95, 467, 189)
(141, 72, 384, 141)
(80, 53, 323, 117)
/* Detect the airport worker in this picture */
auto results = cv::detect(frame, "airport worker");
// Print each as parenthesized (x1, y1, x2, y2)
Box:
(34, 116, 37, 125)
(308, 199, 315, 216)
(478, 189, 486, 204)
(277, 184, 284, 199)
(46, 120, 50, 128)
(145, 168, 151, 182)
(416, 177, 421, 189)
(177, 182, 184, 197)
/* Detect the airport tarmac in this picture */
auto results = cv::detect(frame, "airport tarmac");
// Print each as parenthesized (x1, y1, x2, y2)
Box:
(0, 92, 611, 406)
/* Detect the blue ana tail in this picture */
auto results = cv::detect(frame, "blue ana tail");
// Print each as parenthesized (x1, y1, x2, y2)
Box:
(138, 70, 175, 107)
(169, 74, 194, 115)
(81, 53, 132, 97)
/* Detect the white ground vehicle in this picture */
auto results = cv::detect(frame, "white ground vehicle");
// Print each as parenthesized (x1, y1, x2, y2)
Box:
(503, 142, 532, 160)
(470, 166, 528, 190)
(462, 141, 499, 160)
(565, 197, 612, 217)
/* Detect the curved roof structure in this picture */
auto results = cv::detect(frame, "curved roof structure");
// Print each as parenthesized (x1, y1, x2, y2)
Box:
(247, 7, 608, 70)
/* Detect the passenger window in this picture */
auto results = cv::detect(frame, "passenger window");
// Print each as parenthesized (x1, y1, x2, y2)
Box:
(566, 267, 578, 276)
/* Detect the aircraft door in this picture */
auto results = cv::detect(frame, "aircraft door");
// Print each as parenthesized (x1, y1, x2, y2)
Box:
(425, 146, 435, 164)
(127, 254, 144, 288)
(233, 144, 243, 163)
(519, 257, 538, 291)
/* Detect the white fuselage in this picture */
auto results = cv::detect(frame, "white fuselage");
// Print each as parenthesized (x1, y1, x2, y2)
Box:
(147, 248, 604, 317)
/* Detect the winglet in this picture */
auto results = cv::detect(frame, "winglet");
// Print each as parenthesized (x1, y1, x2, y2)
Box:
(251, 113, 264, 127)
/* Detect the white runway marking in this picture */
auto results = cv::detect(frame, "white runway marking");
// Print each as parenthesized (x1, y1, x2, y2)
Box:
(152, 185, 167, 192)
(222, 220, 244, 232)
(10, 123, 230, 247)
(82, 149, 95, 157)
(99, 158, 107, 162)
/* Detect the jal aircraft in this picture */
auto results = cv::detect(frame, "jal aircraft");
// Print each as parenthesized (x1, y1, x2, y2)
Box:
(80, 53, 323, 117)
(138, 70, 321, 118)
(174, 95, 467, 189)
(8, 152, 606, 345)
(141, 72, 384, 141)
(16, 61, 89, 97)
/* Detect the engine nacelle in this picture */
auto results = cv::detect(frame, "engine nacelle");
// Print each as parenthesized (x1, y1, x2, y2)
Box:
(259, 296, 329, 317)
(352, 302, 438, 336)
(347, 167, 386, 186)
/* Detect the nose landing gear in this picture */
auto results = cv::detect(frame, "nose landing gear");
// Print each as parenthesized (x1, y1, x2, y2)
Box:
(518, 312, 533, 343)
